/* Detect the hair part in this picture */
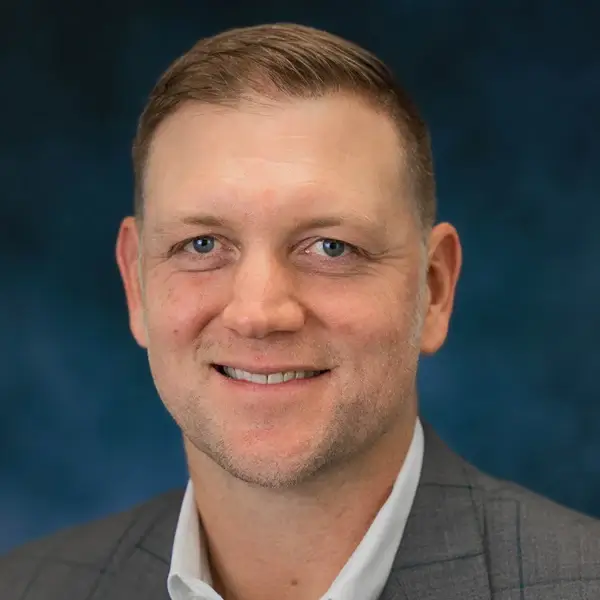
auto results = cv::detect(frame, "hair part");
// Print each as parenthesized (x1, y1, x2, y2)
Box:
(132, 23, 436, 232)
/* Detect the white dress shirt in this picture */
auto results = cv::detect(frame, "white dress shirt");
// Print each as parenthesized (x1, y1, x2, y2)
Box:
(168, 418, 424, 600)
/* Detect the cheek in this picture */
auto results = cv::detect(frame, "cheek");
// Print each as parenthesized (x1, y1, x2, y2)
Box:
(313, 281, 415, 343)
(318, 287, 421, 398)
(311, 281, 422, 390)
(145, 272, 227, 344)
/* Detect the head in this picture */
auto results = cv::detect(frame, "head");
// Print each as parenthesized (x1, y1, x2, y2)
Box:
(116, 23, 461, 488)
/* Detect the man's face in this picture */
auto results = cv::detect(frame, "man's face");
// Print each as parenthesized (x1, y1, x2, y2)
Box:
(117, 94, 454, 487)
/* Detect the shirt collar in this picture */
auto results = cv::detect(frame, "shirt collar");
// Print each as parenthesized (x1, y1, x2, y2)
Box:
(168, 418, 424, 600)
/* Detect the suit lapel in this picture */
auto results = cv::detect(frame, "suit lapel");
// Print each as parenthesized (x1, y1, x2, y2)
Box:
(379, 423, 492, 600)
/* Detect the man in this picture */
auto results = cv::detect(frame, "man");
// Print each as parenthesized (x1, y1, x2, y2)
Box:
(3, 22, 600, 600)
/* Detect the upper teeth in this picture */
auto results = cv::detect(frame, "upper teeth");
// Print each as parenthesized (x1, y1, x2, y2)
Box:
(222, 367, 320, 384)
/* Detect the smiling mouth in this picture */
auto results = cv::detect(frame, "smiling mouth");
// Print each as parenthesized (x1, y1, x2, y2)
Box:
(213, 365, 329, 385)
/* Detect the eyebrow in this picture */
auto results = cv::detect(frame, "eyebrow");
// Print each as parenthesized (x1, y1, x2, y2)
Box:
(182, 214, 227, 228)
(152, 214, 226, 235)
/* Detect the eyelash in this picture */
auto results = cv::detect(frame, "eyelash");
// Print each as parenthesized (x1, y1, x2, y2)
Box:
(306, 239, 363, 259)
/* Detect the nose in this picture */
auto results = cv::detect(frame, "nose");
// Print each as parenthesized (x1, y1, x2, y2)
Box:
(221, 255, 306, 339)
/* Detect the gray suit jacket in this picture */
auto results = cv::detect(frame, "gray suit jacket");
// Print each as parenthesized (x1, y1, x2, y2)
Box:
(3, 423, 600, 600)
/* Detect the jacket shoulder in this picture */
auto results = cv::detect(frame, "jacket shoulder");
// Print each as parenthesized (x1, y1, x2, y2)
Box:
(471, 466, 600, 598)
(0, 489, 184, 600)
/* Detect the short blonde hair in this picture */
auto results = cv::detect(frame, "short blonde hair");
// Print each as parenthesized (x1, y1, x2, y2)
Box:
(132, 23, 436, 229)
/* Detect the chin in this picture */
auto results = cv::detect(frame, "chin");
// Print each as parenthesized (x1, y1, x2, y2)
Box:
(222, 460, 326, 489)
(210, 436, 330, 488)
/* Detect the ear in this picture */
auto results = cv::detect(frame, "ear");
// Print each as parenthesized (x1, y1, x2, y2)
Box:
(115, 216, 148, 348)
(420, 222, 462, 355)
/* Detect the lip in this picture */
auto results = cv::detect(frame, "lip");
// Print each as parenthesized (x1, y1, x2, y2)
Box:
(212, 363, 329, 375)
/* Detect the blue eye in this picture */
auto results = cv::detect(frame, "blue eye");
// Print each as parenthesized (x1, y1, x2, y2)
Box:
(317, 239, 348, 258)
(191, 236, 216, 254)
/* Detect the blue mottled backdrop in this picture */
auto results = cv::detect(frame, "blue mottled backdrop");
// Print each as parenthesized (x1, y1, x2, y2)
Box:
(2, 1, 600, 552)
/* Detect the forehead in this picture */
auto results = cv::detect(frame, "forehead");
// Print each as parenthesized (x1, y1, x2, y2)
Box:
(143, 94, 411, 224)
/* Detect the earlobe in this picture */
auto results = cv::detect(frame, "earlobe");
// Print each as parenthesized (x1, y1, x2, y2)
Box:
(419, 223, 462, 355)
(115, 217, 148, 348)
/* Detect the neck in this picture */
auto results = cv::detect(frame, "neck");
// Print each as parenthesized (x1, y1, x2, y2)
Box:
(185, 411, 417, 600)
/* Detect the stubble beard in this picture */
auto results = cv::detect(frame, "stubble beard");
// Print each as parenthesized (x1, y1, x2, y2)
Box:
(180, 304, 425, 490)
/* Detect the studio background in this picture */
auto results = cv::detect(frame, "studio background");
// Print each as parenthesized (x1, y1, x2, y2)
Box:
(2, 1, 599, 552)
